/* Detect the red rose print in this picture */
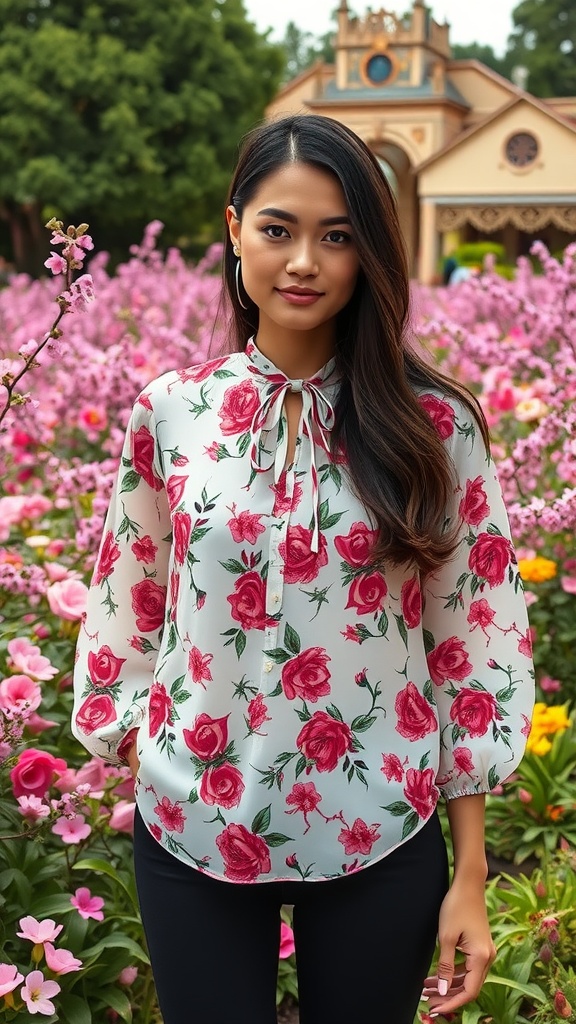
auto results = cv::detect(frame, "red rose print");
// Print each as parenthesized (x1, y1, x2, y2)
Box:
(177, 356, 228, 384)
(149, 823, 162, 841)
(403, 767, 438, 820)
(459, 476, 490, 526)
(400, 576, 422, 629)
(285, 781, 322, 814)
(200, 763, 245, 809)
(338, 818, 381, 856)
(419, 394, 455, 440)
(334, 522, 378, 567)
(216, 823, 271, 881)
(75, 692, 117, 735)
(227, 507, 266, 545)
(453, 747, 475, 776)
(281, 648, 331, 703)
(173, 510, 192, 565)
(345, 571, 387, 615)
(271, 472, 303, 516)
(518, 628, 533, 658)
(427, 637, 473, 686)
(467, 599, 496, 632)
(131, 425, 163, 491)
(394, 681, 438, 741)
(153, 796, 186, 833)
(87, 645, 125, 687)
(468, 532, 513, 587)
(10, 748, 67, 799)
(131, 579, 167, 632)
(380, 753, 405, 782)
(183, 713, 229, 760)
(188, 646, 213, 687)
(166, 475, 188, 513)
(296, 711, 353, 772)
(131, 535, 158, 564)
(93, 530, 120, 585)
(148, 682, 173, 737)
(169, 570, 179, 620)
(247, 693, 271, 732)
(227, 571, 270, 631)
(218, 380, 260, 436)
(450, 688, 499, 737)
(278, 525, 328, 584)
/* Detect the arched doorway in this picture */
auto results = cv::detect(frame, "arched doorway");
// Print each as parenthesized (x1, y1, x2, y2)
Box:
(373, 143, 418, 276)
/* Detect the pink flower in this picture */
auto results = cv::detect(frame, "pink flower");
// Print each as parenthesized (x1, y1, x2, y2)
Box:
(10, 748, 67, 799)
(119, 966, 138, 986)
(63, 273, 95, 312)
(43, 943, 82, 975)
(70, 887, 105, 921)
(227, 507, 266, 544)
(78, 405, 107, 436)
(51, 813, 91, 844)
(338, 818, 381, 856)
(285, 781, 322, 814)
(0, 674, 42, 714)
(46, 578, 88, 620)
(380, 753, 405, 782)
(8, 639, 58, 680)
(131, 534, 158, 564)
(561, 576, 576, 594)
(108, 800, 135, 834)
(20, 970, 61, 1015)
(17, 795, 51, 821)
(453, 747, 475, 776)
(0, 963, 24, 997)
(153, 796, 186, 832)
(44, 252, 67, 275)
(247, 693, 271, 733)
(188, 646, 213, 687)
(540, 676, 562, 693)
(17, 917, 63, 944)
(279, 922, 295, 959)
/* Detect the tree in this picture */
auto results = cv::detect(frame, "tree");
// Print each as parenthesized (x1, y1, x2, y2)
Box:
(506, 0, 576, 97)
(0, 0, 284, 274)
(280, 21, 335, 83)
(451, 43, 514, 82)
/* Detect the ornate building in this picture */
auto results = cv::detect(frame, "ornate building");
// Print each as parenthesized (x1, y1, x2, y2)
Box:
(266, 0, 576, 281)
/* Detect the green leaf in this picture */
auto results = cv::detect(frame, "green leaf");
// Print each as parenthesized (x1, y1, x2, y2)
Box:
(263, 832, 292, 846)
(423, 628, 436, 654)
(350, 714, 377, 732)
(58, 994, 92, 1024)
(394, 613, 408, 648)
(401, 810, 419, 839)
(265, 648, 290, 664)
(120, 470, 140, 493)
(251, 804, 272, 835)
(72, 859, 137, 910)
(381, 801, 411, 816)
(482, 975, 546, 1002)
(283, 622, 301, 655)
(235, 630, 246, 658)
(98, 986, 133, 1021)
(219, 558, 246, 574)
(81, 934, 150, 966)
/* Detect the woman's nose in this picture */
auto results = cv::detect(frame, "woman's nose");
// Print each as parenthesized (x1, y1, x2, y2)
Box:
(286, 243, 319, 278)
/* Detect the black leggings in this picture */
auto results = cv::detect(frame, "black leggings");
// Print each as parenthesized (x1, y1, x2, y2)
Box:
(133, 809, 448, 1024)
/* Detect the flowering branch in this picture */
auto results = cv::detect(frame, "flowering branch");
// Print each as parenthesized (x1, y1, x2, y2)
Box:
(0, 218, 95, 430)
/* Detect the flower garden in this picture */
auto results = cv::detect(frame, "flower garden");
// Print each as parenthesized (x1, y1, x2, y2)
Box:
(0, 223, 575, 1022)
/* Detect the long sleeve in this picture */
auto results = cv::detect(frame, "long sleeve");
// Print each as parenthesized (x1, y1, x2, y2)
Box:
(421, 396, 534, 799)
(72, 393, 171, 764)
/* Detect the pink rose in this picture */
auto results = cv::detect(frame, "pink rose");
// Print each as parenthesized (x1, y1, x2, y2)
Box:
(279, 923, 295, 959)
(148, 682, 173, 737)
(108, 800, 136, 834)
(131, 535, 158, 564)
(334, 522, 378, 567)
(468, 532, 513, 587)
(271, 472, 303, 516)
(278, 525, 328, 584)
(216, 823, 271, 881)
(450, 688, 499, 737)
(453, 747, 475, 775)
(338, 818, 381, 856)
(200, 763, 245, 809)
(0, 675, 42, 714)
(183, 713, 229, 760)
(400, 576, 421, 629)
(227, 571, 269, 631)
(166, 475, 188, 513)
(10, 748, 67, 799)
(345, 571, 387, 615)
(459, 476, 490, 526)
(131, 424, 163, 491)
(419, 394, 455, 439)
(427, 637, 473, 687)
(75, 692, 117, 735)
(281, 648, 331, 703)
(394, 681, 438, 741)
(403, 767, 438, 819)
(380, 753, 405, 782)
(218, 380, 261, 436)
(173, 511, 192, 565)
(87, 646, 125, 687)
(296, 711, 353, 772)
(93, 530, 121, 585)
(46, 578, 88, 621)
(227, 509, 266, 545)
(130, 579, 167, 632)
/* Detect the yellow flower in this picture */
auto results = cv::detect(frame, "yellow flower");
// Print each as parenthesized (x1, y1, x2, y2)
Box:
(526, 703, 571, 755)
(517, 556, 557, 583)
(527, 733, 553, 756)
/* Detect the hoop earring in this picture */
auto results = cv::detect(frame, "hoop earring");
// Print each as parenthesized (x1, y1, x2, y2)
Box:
(234, 254, 249, 310)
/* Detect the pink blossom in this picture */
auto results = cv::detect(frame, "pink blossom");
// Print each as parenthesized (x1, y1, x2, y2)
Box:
(8, 646, 58, 679)
(0, 963, 24, 997)
(20, 970, 61, 1015)
(43, 943, 82, 975)
(51, 813, 91, 843)
(46, 578, 88, 620)
(119, 966, 138, 986)
(17, 917, 63, 944)
(26, 711, 58, 734)
(0, 674, 42, 714)
(540, 676, 562, 693)
(560, 576, 576, 594)
(44, 252, 67, 275)
(279, 922, 295, 959)
(70, 887, 105, 921)
(108, 799, 135, 834)
(17, 795, 51, 821)
(62, 273, 95, 312)
(188, 646, 213, 687)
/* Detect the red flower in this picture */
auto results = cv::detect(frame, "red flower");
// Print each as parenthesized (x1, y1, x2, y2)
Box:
(400, 576, 421, 629)
(394, 681, 437, 741)
(345, 571, 387, 615)
(166, 475, 188, 513)
(87, 645, 125, 687)
(188, 646, 213, 687)
(130, 579, 167, 632)
(278, 524, 328, 584)
(177, 356, 228, 384)
(285, 781, 322, 814)
(227, 508, 266, 545)
(227, 571, 270, 631)
(338, 818, 381, 855)
(247, 693, 270, 732)
(467, 599, 496, 631)
(75, 692, 117, 735)
(153, 796, 186, 833)
(419, 394, 455, 440)
(468, 532, 513, 587)
(149, 823, 162, 841)
(281, 648, 331, 703)
(148, 682, 173, 738)
(334, 521, 378, 568)
(427, 637, 473, 686)
(453, 746, 475, 776)
(183, 713, 229, 760)
(518, 627, 534, 658)
(459, 476, 490, 526)
(200, 763, 245, 809)
(10, 748, 67, 799)
(131, 425, 163, 491)
(450, 688, 499, 737)
(172, 510, 192, 566)
(296, 711, 353, 772)
(380, 753, 405, 782)
(131, 535, 158, 564)
(271, 472, 303, 516)
(218, 380, 260, 436)
(93, 530, 120, 585)
(216, 823, 271, 881)
(403, 767, 438, 819)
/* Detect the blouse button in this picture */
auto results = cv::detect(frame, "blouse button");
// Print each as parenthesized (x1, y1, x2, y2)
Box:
(270, 593, 281, 605)
(264, 661, 273, 673)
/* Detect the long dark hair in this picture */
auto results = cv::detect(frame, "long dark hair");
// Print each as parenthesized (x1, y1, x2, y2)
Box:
(223, 114, 489, 576)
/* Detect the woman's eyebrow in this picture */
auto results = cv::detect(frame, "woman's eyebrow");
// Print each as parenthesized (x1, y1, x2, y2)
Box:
(256, 207, 351, 226)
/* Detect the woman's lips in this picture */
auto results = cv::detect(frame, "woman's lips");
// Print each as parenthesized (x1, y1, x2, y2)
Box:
(275, 288, 324, 306)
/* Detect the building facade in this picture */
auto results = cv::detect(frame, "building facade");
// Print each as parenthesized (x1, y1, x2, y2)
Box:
(266, 0, 576, 281)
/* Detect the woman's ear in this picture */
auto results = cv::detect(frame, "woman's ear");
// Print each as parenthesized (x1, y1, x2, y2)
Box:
(226, 206, 241, 248)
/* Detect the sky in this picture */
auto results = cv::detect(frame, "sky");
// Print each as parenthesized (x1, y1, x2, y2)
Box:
(243, 1, 519, 57)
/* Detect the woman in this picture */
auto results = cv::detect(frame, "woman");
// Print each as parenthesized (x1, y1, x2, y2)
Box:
(72, 114, 534, 1024)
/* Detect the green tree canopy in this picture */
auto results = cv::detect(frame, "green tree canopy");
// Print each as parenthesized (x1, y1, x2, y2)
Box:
(451, 43, 514, 82)
(0, 0, 284, 273)
(506, 0, 576, 97)
(280, 21, 335, 83)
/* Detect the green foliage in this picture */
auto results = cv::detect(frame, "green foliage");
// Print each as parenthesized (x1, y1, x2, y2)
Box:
(526, 576, 576, 704)
(453, 242, 506, 266)
(507, 0, 576, 97)
(451, 43, 515, 81)
(280, 20, 335, 82)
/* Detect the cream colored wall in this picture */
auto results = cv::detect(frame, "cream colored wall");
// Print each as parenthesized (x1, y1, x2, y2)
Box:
(448, 65, 516, 122)
(547, 98, 576, 119)
(266, 67, 331, 121)
(419, 102, 576, 196)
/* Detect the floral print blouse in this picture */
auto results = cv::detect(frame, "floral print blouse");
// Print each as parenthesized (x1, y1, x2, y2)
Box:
(72, 340, 534, 883)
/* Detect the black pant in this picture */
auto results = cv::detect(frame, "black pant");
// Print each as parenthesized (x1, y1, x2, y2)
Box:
(133, 809, 448, 1024)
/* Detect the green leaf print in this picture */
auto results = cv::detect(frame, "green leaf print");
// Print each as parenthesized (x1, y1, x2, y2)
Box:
(423, 629, 436, 655)
(265, 648, 291, 664)
(350, 715, 377, 732)
(234, 631, 247, 659)
(251, 805, 272, 835)
(402, 811, 419, 840)
(294, 755, 308, 778)
(220, 558, 247, 575)
(419, 752, 430, 771)
(263, 833, 293, 847)
(284, 623, 301, 656)
(488, 766, 500, 790)
(382, 801, 411, 816)
(394, 613, 408, 649)
(120, 470, 140, 493)
(188, 789, 199, 804)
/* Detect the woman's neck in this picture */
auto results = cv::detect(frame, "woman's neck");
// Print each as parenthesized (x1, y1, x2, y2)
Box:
(254, 319, 336, 380)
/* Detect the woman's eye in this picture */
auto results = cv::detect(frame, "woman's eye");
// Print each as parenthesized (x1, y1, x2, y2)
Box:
(262, 225, 289, 238)
(325, 230, 350, 244)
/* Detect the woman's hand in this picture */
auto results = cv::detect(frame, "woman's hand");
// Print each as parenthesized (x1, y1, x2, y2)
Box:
(126, 740, 140, 779)
(422, 879, 496, 1017)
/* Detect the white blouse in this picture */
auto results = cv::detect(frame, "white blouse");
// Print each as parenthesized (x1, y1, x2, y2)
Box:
(72, 340, 534, 883)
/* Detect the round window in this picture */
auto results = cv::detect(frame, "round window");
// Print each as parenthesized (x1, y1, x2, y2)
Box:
(365, 53, 393, 85)
(505, 132, 539, 168)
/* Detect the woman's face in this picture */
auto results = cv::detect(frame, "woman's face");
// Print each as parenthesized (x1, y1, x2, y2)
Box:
(227, 162, 360, 341)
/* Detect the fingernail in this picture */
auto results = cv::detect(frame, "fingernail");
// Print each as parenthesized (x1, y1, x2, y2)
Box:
(438, 978, 448, 996)
(420, 994, 429, 1001)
